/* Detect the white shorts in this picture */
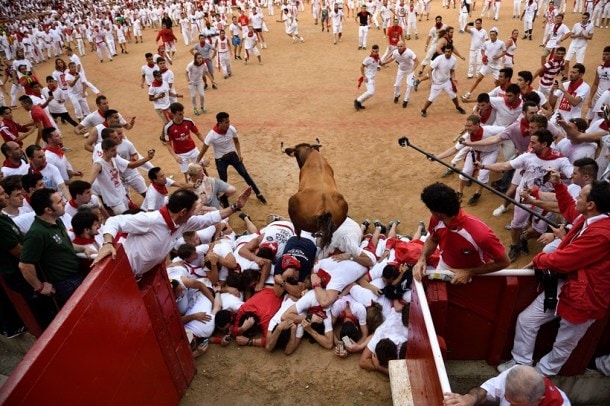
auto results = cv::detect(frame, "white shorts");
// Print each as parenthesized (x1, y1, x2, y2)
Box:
(246, 46, 260, 57)
(479, 63, 500, 80)
(511, 203, 553, 234)
(428, 80, 456, 102)
(177, 148, 200, 173)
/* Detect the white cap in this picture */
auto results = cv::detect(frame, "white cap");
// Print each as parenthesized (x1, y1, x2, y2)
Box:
(490, 27, 499, 33)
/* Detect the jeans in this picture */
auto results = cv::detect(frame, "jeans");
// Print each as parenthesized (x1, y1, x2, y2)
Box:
(54, 273, 85, 307)
(215, 151, 261, 195)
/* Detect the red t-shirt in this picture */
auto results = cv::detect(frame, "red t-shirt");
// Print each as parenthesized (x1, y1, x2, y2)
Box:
(31, 105, 53, 128)
(429, 210, 506, 270)
(0, 119, 29, 146)
(231, 288, 282, 338)
(387, 26, 403, 47)
(163, 118, 199, 154)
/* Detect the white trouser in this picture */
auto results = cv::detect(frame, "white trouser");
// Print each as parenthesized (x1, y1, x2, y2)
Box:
(512, 282, 596, 375)
(394, 70, 415, 101)
(217, 52, 232, 77)
(407, 21, 418, 35)
(458, 148, 499, 183)
(358, 25, 369, 47)
(513, 0, 521, 15)
(357, 76, 376, 103)
(96, 43, 113, 60)
(468, 48, 482, 77)
(69, 94, 91, 119)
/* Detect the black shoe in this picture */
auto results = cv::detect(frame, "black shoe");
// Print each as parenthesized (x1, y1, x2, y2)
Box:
(509, 244, 521, 262)
(387, 219, 400, 230)
(373, 220, 387, 235)
(354, 99, 363, 110)
(362, 219, 371, 233)
(413, 78, 420, 91)
(256, 194, 268, 204)
(238, 212, 250, 220)
(420, 110, 427, 117)
(212, 83, 218, 89)
(402, 101, 408, 108)
(457, 107, 466, 114)
(204, 83, 208, 89)
(520, 236, 530, 254)
(467, 192, 481, 206)
(394, 95, 399, 103)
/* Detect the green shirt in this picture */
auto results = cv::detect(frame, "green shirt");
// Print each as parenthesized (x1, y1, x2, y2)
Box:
(20, 217, 80, 283)
(0, 213, 24, 275)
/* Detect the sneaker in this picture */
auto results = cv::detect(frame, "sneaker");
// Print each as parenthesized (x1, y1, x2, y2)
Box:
(497, 359, 518, 373)
(194, 108, 200, 116)
(394, 95, 399, 103)
(212, 83, 218, 89)
(420, 110, 427, 117)
(201, 106, 206, 113)
(238, 212, 250, 220)
(402, 100, 408, 108)
(442, 166, 455, 177)
(461, 92, 471, 101)
(83, 132, 90, 139)
(508, 244, 521, 262)
(456, 107, 466, 114)
(504, 224, 513, 231)
(354, 99, 365, 110)
(413, 78, 420, 91)
(256, 194, 268, 204)
(492, 204, 508, 217)
(204, 83, 209, 90)
(418, 220, 428, 236)
(520, 236, 530, 254)
(467, 192, 481, 206)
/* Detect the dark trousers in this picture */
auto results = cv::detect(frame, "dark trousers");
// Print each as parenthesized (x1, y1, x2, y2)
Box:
(1, 272, 56, 329)
(54, 273, 85, 307)
(215, 151, 261, 195)
(51, 112, 79, 127)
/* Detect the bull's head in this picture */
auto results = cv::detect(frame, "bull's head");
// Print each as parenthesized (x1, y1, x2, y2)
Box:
(281, 139, 323, 168)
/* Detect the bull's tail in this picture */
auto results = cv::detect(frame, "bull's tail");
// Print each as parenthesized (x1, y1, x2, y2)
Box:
(317, 212, 334, 248)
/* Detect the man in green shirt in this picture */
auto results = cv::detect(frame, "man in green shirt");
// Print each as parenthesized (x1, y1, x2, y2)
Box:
(19, 188, 94, 308)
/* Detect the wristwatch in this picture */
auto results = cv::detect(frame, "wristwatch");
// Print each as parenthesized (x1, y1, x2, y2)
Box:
(230, 203, 241, 212)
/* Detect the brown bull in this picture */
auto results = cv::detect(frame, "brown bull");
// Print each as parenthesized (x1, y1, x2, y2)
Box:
(282, 141, 348, 248)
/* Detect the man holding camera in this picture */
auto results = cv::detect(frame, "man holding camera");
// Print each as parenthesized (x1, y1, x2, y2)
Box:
(497, 170, 610, 376)
(548, 63, 590, 126)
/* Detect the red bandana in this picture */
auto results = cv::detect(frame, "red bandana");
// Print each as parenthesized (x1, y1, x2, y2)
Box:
(73, 236, 96, 245)
(44, 145, 64, 158)
(370, 52, 380, 62)
(68, 199, 79, 208)
(152, 182, 168, 196)
(213, 124, 228, 135)
(469, 126, 484, 142)
(2, 159, 21, 169)
(147, 62, 155, 68)
(519, 118, 530, 137)
(160, 67, 168, 74)
(30, 163, 46, 174)
(151, 79, 163, 87)
(552, 22, 561, 34)
(567, 78, 584, 95)
(479, 106, 492, 124)
(521, 85, 534, 95)
(537, 148, 564, 161)
(357, 76, 364, 88)
(503, 95, 522, 110)
(159, 205, 179, 235)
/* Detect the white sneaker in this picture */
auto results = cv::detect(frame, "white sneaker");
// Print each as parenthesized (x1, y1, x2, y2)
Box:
(83, 132, 90, 138)
(492, 204, 508, 217)
(461, 92, 471, 101)
(497, 359, 517, 373)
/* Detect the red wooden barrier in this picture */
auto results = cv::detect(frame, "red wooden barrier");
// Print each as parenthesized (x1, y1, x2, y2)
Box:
(0, 246, 195, 405)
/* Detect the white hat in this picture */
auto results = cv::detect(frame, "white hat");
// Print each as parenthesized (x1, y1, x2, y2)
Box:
(490, 27, 499, 33)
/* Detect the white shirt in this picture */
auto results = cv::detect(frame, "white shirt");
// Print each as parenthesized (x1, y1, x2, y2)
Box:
(555, 138, 597, 162)
(44, 148, 74, 181)
(366, 308, 408, 352)
(141, 178, 176, 211)
(430, 54, 456, 84)
(204, 125, 238, 158)
(314, 257, 367, 293)
(102, 210, 223, 276)
(551, 80, 590, 121)
(481, 39, 506, 69)
(469, 28, 487, 50)
(392, 48, 417, 72)
(510, 151, 574, 195)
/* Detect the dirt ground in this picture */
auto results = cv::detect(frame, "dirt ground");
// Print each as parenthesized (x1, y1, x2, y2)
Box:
(6, 3, 608, 404)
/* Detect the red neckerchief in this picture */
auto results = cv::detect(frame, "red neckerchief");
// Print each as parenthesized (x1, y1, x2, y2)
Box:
(479, 106, 492, 124)
(603, 61, 610, 68)
(521, 85, 534, 95)
(435, 22, 443, 29)
(519, 118, 530, 137)
(159, 205, 179, 235)
(537, 148, 564, 161)
(469, 126, 484, 142)
(503, 95, 522, 110)
(369, 51, 380, 62)
(151, 79, 163, 87)
(213, 124, 228, 135)
(152, 181, 168, 196)
(247, 31, 254, 37)
(500, 81, 511, 91)
(97, 109, 105, 118)
(3, 159, 21, 168)
(147, 62, 155, 68)
(357, 76, 364, 88)
(68, 199, 78, 208)
(24, 194, 31, 205)
(44, 145, 64, 158)
(73, 235, 96, 245)
(552, 22, 561, 34)
(30, 162, 46, 174)
(409, 6, 414, 11)
(567, 78, 584, 95)
(159, 67, 168, 74)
